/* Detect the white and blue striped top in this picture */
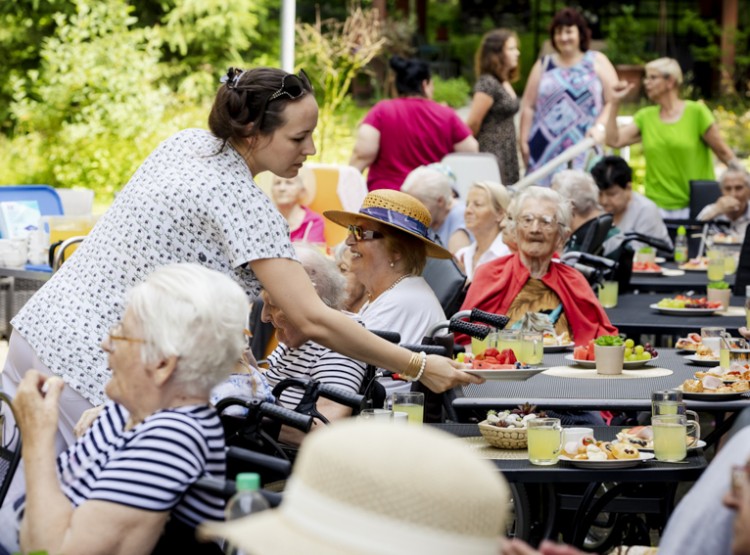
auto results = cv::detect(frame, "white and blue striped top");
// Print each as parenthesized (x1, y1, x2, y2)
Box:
(55, 401, 226, 527)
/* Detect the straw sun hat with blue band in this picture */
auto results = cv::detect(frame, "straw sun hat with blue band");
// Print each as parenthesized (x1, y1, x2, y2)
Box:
(324, 189, 452, 259)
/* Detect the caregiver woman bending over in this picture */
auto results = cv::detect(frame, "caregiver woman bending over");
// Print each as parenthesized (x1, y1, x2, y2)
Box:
(2, 67, 479, 453)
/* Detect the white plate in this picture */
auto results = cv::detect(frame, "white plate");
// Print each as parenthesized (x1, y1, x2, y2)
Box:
(465, 367, 547, 380)
(678, 264, 707, 272)
(655, 256, 666, 263)
(649, 303, 720, 316)
(559, 452, 655, 469)
(544, 342, 575, 353)
(632, 268, 663, 276)
(678, 387, 747, 401)
(684, 354, 720, 367)
(564, 354, 660, 369)
(641, 440, 707, 453)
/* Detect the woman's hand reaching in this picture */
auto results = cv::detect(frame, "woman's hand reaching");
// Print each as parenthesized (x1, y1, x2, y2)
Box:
(420, 355, 484, 393)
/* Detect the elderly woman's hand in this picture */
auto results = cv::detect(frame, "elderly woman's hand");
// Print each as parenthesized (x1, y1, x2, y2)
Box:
(74, 405, 105, 438)
(14, 370, 65, 445)
(420, 355, 484, 393)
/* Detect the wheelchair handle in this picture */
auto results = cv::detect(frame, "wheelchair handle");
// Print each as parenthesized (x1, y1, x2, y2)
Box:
(227, 445, 292, 478)
(316, 383, 365, 410)
(448, 319, 492, 340)
(400, 344, 449, 357)
(260, 401, 313, 432)
(215, 397, 313, 433)
(194, 476, 283, 508)
(371, 329, 401, 344)
(469, 309, 510, 330)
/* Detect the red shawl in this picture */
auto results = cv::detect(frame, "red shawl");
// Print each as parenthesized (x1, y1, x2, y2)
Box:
(458, 253, 618, 345)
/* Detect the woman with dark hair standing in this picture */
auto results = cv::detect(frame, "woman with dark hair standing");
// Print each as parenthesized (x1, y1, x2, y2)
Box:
(520, 7, 618, 186)
(466, 29, 522, 185)
(3, 66, 479, 452)
(350, 56, 478, 192)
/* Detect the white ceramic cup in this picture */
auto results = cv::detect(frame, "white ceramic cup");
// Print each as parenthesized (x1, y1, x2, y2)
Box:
(563, 427, 595, 445)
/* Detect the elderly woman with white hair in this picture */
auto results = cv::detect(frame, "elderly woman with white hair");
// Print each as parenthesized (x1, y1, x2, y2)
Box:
(460, 186, 617, 346)
(606, 57, 737, 218)
(401, 163, 471, 252)
(1, 263, 246, 555)
(551, 169, 619, 255)
(258, 244, 367, 442)
(455, 180, 512, 282)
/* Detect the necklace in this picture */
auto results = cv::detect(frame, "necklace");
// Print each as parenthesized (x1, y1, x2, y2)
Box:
(368, 274, 411, 300)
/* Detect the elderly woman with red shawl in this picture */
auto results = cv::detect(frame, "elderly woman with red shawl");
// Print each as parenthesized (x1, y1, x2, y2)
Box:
(459, 186, 617, 346)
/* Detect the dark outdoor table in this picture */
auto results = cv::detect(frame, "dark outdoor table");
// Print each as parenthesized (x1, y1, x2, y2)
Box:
(455, 348, 750, 413)
(436, 423, 706, 547)
(629, 261, 736, 293)
(605, 292, 745, 337)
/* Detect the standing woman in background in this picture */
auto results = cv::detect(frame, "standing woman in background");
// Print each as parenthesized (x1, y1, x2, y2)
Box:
(605, 58, 737, 218)
(466, 29, 522, 185)
(519, 7, 618, 186)
(349, 56, 478, 191)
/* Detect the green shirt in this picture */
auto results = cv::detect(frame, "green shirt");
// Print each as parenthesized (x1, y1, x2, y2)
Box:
(634, 100, 716, 210)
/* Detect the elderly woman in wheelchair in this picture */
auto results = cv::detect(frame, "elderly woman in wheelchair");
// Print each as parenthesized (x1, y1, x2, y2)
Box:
(0, 263, 246, 555)
(460, 186, 617, 346)
(217, 243, 367, 446)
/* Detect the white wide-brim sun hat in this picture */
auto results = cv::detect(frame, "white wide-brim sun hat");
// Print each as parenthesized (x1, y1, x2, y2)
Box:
(199, 420, 509, 555)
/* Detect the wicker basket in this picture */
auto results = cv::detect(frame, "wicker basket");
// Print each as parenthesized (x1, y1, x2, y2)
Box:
(478, 420, 528, 449)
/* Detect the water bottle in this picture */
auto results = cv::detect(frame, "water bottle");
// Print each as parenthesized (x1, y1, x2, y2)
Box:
(674, 226, 688, 263)
(224, 473, 270, 554)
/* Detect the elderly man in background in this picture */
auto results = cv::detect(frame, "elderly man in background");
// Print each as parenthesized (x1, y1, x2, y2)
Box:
(401, 163, 471, 253)
(552, 170, 620, 256)
(698, 162, 750, 242)
(591, 155, 673, 249)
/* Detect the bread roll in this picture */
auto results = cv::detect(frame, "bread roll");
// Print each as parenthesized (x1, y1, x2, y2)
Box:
(611, 443, 639, 460)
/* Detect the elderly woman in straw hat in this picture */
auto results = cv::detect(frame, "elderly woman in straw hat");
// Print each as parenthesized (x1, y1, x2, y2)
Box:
(455, 180, 512, 283)
(459, 186, 617, 346)
(325, 190, 452, 394)
(200, 420, 510, 554)
(271, 166, 326, 244)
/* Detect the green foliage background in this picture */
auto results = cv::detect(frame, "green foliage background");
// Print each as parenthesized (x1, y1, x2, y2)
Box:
(0, 0, 274, 202)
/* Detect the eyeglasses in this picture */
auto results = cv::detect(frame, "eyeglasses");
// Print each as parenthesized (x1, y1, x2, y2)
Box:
(258, 69, 311, 131)
(104, 321, 145, 351)
(347, 224, 384, 242)
(517, 213, 557, 231)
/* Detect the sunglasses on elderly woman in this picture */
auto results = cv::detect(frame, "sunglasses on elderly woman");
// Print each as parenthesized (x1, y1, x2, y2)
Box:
(348, 224, 384, 242)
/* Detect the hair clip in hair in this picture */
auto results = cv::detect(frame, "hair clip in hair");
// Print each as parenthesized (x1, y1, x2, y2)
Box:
(221, 67, 244, 89)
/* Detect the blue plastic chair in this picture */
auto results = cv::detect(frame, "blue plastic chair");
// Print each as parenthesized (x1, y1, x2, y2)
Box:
(0, 185, 63, 216)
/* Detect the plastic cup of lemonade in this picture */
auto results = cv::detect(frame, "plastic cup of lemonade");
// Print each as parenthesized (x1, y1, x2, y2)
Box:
(391, 392, 424, 425)
(598, 280, 618, 308)
(520, 331, 544, 365)
(527, 418, 563, 465)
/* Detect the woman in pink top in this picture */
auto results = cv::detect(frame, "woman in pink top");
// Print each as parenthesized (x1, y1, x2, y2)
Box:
(350, 56, 478, 191)
(271, 169, 325, 243)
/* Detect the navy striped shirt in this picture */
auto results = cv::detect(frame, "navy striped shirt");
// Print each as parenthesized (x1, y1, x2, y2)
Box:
(265, 339, 366, 410)
(55, 402, 226, 526)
